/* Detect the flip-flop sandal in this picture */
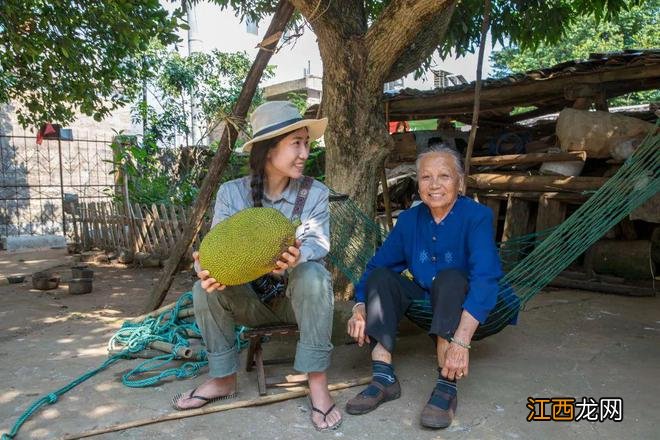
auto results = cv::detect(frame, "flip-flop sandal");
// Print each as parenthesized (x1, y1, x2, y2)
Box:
(310, 401, 343, 432)
(171, 386, 237, 411)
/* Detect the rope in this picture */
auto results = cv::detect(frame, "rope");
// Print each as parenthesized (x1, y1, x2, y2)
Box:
(1, 293, 248, 439)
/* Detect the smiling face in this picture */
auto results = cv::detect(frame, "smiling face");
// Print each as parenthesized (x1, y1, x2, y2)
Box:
(264, 127, 310, 180)
(417, 152, 462, 218)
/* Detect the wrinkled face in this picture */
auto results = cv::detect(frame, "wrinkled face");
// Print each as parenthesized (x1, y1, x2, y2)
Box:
(417, 152, 461, 214)
(266, 128, 310, 179)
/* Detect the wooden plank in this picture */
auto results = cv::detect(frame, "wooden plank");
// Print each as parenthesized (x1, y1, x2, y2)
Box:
(130, 202, 146, 253)
(536, 195, 567, 233)
(106, 202, 118, 250)
(467, 173, 607, 192)
(134, 202, 153, 253)
(143, 204, 162, 253)
(89, 202, 99, 248)
(483, 198, 501, 236)
(150, 203, 170, 251)
(500, 195, 532, 271)
(470, 151, 586, 167)
(158, 204, 176, 249)
(114, 202, 129, 249)
(169, 204, 182, 240)
(80, 203, 90, 250)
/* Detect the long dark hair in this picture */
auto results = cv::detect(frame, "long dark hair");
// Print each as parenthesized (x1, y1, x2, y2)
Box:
(249, 132, 290, 207)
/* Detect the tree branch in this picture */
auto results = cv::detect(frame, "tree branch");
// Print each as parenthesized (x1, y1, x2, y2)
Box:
(365, 0, 456, 83)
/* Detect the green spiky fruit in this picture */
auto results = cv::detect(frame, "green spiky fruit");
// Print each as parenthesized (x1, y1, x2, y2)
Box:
(199, 207, 298, 286)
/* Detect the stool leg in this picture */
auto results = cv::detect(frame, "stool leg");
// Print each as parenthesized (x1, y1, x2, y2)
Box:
(254, 343, 267, 396)
(246, 338, 257, 372)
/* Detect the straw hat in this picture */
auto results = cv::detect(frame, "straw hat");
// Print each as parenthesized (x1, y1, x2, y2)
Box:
(242, 101, 327, 152)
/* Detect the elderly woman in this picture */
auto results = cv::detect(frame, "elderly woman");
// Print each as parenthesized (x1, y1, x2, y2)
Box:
(345, 144, 518, 428)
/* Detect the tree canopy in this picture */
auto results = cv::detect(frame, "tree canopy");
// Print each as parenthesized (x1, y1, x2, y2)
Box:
(491, 3, 659, 75)
(0, 0, 180, 127)
(491, 2, 659, 105)
(205, 0, 644, 82)
(135, 45, 272, 149)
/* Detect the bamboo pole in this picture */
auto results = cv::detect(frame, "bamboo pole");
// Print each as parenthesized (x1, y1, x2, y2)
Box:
(144, 0, 295, 312)
(463, 0, 491, 192)
(467, 173, 607, 192)
(469, 151, 587, 167)
(59, 376, 370, 440)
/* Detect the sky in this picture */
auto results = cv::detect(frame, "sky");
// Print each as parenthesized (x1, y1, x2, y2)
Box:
(169, 1, 500, 89)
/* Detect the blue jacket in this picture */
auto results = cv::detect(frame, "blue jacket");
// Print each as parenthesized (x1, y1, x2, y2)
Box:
(354, 196, 518, 324)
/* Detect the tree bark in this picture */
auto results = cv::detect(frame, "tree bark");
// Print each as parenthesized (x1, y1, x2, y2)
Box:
(143, 0, 295, 312)
(291, 0, 457, 216)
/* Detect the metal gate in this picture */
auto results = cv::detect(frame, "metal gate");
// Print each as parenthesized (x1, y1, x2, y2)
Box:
(0, 130, 115, 242)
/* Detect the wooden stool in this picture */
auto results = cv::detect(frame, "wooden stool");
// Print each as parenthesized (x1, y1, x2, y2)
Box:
(242, 324, 302, 395)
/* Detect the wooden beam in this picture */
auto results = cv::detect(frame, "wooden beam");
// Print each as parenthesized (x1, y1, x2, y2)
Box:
(467, 173, 607, 192)
(470, 151, 586, 167)
(144, 0, 295, 312)
(387, 62, 660, 119)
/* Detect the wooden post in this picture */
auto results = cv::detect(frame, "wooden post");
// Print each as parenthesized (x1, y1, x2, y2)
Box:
(500, 195, 532, 271)
(380, 167, 394, 230)
(144, 0, 295, 312)
(483, 198, 500, 237)
(463, 0, 491, 192)
(536, 195, 567, 233)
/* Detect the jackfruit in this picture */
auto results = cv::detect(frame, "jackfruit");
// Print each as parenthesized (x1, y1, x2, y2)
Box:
(199, 207, 298, 286)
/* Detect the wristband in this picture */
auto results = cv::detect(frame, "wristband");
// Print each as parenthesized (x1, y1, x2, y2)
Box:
(450, 337, 471, 350)
(352, 302, 365, 314)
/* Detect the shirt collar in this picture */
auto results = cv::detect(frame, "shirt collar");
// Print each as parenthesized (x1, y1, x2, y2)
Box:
(420, 196, 463, 223)
(262, 177, 301, 204)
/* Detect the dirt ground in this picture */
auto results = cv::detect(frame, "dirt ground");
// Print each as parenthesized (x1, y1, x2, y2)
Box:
(1, 249, 658, 439)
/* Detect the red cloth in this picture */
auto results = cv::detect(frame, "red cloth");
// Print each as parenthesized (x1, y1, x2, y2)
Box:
(388, 121, 410, 134)
(36, 123, 58, 145)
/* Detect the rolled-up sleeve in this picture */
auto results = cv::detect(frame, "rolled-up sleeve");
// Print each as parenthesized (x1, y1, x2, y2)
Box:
(297, 186, 330, 263)
(463, 209, 503, 323)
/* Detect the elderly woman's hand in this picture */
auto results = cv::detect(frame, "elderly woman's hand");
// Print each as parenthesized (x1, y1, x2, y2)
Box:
(272, 239, 302, 275)
(347, 303, 370, 347)
(441, 340, 470, 381)
(193, 251, 226, 293)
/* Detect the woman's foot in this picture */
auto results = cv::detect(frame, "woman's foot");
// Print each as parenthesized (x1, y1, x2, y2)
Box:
(172, 374, 237, 410)
(308, 371, 342, 430)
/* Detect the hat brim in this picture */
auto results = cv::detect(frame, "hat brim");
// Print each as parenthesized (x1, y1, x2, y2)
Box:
(243, 117, 328, 152)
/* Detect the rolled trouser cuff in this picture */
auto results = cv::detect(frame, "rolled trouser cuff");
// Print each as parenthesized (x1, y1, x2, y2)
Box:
(293, 341, 333, 373)
(207, 344, 240, 378)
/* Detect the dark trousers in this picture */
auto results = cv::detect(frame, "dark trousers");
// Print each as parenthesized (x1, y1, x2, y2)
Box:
(365, 267, 472, 353)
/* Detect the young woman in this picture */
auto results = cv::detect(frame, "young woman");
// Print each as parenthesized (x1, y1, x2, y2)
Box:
(172, 101, 342, 431)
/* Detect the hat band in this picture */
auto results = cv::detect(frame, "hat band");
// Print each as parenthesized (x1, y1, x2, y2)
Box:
(252, 117, 304, 139)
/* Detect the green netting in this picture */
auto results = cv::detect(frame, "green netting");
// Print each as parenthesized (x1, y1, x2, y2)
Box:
(327, 125, 659, 334)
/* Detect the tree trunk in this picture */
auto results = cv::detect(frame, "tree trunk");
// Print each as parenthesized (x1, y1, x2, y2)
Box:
(320, 40, 392, 217)
(296, 0, 456, 216)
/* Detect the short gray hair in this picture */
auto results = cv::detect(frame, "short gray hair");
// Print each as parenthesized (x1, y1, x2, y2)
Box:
(416, 143, 465, 185)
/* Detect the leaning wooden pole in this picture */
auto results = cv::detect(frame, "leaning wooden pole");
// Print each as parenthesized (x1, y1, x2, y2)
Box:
(463, 0, 491, 191)
(144, 0, 295, 312)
